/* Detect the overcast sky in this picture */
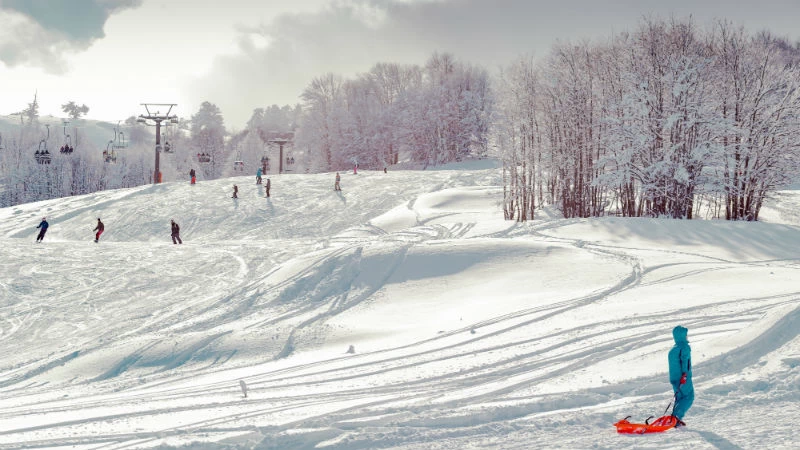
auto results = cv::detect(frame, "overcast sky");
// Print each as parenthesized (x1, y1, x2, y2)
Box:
(1, 0, 799, 129)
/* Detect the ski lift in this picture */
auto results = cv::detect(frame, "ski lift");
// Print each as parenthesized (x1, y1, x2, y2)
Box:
(112, 121, 127, 149)
(268, 137, 291, 173)
(35, 141, 51, 164)
(162, 119, 179, 153)
(35, 125, 51, 164)
(197, 153, 211, 164)
(103, 141, 117, 163)
(232, 145, 245, 171)
(60, 134, 73, 154)
(60, 120, 74, 154)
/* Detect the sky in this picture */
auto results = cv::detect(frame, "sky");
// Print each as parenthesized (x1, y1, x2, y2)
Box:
(1, 0, 799, 129)
(0, 162, 798, 447)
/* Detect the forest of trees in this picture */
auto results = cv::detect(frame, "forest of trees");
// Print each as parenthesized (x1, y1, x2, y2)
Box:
(0, 95, 153, 206)
(498, 18, 800, 221)
(2, 18, 798, 222)
(296, 53, 493, 171)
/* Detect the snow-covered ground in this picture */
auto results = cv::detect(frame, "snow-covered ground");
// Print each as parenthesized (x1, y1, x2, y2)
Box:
(0, 166, 797, 449)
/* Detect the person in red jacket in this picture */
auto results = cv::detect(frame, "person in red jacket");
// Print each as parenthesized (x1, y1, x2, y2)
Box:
(94, 218, 104, 243)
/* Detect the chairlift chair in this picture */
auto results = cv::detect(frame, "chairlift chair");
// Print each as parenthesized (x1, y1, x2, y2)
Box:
(234, 160, 245, 171)
(35, 140, 51, 164)
(112, 121, 128, 149)
(104, 141, 117, 164)
(60, 120, 77, 154)
(35, 125, 52, 164)
(60, 134, 73, 154)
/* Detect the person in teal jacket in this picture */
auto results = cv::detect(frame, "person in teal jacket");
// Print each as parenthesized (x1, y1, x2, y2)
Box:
(668, 325, 693, 424)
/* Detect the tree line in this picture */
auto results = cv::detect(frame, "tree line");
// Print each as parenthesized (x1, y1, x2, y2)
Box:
(498, 18, 800, 221)
(295, 53, 493, 171)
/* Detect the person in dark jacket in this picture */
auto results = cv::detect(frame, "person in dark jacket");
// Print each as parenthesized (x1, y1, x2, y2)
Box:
(94, 218, 104, 243)
(265, 178, 271, 198)
(668, 325, 693, 425)
(170, 219, 182, 244)
(232, 184, 238, 199)
(189, 168, 196, 184)
(36, 217, 49, 242)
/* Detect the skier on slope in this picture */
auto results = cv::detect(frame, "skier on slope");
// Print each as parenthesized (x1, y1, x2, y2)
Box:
(189, 168, 196, 184)
(334, 172, 341, 191)
(170, 219, 182, 244)
(668, 325, 693, 426)
(256, 167, 262, 185)
(36, 217, 49, 242)
(94, 218, 104, 243)
(265, 178, 271, 198)
(232, 184, 238, 199)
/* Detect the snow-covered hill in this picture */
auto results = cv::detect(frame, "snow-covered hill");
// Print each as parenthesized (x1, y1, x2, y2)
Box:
(0, 167, 797, 449)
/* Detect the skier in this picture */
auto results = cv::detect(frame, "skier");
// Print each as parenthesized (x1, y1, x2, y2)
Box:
(94, 218, 104, 243)
(265, 178, 271, 198)
(36, 217, 49, 242)
(334, 172, 341, 191)
(189, 168, 196, 185)
(256, 167, 262, 185)
(170, 219, 182, 244)
(668, 325, 693, 426)
(232, 184, 238, 199)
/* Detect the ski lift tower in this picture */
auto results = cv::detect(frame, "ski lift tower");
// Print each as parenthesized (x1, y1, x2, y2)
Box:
(137, 103, 177, 184)
(270, 138, 289, 174)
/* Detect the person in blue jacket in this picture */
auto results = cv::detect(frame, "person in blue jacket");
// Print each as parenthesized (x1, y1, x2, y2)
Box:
(36, 217, 49, 242)
(668, 325, 693, 425)
(256, 167, 263, 185)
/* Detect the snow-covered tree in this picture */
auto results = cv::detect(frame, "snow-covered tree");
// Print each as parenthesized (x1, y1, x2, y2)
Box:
(190, 102, 227, 179)
(296, 73, 343, 172)
(296, 54, 492, 171)
(61, 101, 90, 120)
(497, 16, 800, 221)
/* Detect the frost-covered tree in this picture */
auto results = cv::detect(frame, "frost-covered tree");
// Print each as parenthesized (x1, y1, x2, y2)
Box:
(496, 56, 541, 221)
(20, 92, 40, 125)
(497, 16, 800, 221)
(296, 73, 343, 172)
(297, 54, 492, 171)
(190, 102, 227, 179)
(61, 101, 90, 120)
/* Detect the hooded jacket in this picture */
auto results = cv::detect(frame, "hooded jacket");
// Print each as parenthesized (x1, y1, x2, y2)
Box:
(668, 326, 692, 388)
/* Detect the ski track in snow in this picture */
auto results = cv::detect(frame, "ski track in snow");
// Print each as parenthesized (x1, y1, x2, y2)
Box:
(0, 167, 798, 449)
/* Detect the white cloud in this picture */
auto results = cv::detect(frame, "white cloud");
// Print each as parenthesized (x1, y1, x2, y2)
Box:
(0, 0, 143, 73)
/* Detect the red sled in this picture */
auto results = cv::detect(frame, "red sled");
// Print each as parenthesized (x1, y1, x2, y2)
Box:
(614, 415, 678, 434)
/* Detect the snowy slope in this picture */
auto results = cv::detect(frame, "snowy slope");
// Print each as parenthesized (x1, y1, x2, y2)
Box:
(0, 167, 797, 449)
